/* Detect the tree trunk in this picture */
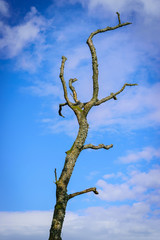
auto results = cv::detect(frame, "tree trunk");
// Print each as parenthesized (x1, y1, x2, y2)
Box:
(49, 186, 68, 240)
(49, 115, 89, 240)
(48, 12, 137, 239)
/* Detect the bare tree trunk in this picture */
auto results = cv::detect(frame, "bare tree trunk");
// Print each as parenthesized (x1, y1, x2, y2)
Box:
(48, 12, 137, 240)
(49, 187, 68, 240)
(49, 116, 89, 239)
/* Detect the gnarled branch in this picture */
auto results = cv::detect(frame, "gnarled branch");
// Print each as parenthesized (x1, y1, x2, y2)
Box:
(68, 187, 98, 200)
(84, 12, 132, 115)
(82, 143, 113, 150)
(58, 102, 68, 118)
(95, 83, 138, 106)
(69, 78, 79, 103)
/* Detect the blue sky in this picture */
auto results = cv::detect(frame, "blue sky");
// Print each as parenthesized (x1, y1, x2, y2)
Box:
(0, 0, 160, 239)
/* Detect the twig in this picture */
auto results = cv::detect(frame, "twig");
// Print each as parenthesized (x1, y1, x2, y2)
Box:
(54, 168, 57, 182)
(116, 12, 121, 24)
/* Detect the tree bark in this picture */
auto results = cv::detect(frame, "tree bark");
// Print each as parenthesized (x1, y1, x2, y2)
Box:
(49, 114, 89, 240)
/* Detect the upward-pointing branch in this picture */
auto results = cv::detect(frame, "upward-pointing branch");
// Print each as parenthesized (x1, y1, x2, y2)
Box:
(116, 12, 121, 24)
(69, 78, 79, 103)
(84, 12, 132, 115)
(59, 56, 71, 106)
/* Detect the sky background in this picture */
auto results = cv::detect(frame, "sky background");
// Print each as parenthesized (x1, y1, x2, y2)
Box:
(0, 0, 160, 239)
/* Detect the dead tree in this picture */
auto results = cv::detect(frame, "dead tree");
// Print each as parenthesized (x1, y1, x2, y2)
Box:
(48, 12, 137, 240)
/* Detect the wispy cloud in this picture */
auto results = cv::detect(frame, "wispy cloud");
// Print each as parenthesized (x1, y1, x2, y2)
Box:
(71, 0, 160, 18)
(0, 5, 51, 72)
(119, 146, 160, 163)
(97, 167, 160, 204)
(86, 171, 99, 180)
(24, 81, 63, 98)
(0, 0, 9, 17)
(87, 83, 160, 133)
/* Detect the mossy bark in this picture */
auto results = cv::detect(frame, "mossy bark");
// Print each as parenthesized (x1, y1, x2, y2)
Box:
(49, 115, 89, 240)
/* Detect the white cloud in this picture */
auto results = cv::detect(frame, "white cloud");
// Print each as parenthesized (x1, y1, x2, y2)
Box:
(24, 81, 63, 98)
(1, 205, 160, 240)
(129, 168, 160, 188)
(86, 170, 99, 180)
(97, 167, 160, 203)
(0, 0, 9, 17)
(119, 146, 160, 163)
(0, 7, 48, 59)
(97, 179, 135, 201)
(71, 0, 160, 18)
(0, 211, 52, 239)
(139, 0, 160, 17)
(66, 45, 90, 70)
(103, 172, 128, 181)
(49, 118, 78, 137)
(103, 173, 115, 179)
(87, 83, 160, 133)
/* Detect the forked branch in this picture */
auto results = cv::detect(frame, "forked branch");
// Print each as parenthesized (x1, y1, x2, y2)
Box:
(82, 143, 113, 150)
(84, 12, 132, 113)
(68, 187, 99, 200)
(95, 83, 138, 106)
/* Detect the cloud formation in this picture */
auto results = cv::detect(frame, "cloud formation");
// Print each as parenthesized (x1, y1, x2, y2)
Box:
(119, 146, 160, 163)
(97, 166, 160, 204)
(70, 0, 160, 18)
(0, 4, 51, 72)
(1, 204, 160, 240)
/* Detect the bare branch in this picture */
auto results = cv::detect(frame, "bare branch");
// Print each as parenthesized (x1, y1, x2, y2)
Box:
(84, 13, 132, 114)
(82, 143, 113, 150)
(116, 12, 121, 24)
(110, 92, 117, 100)
(54, 168, 57, 182)
(68, 187, 98, 200)
(53, 168, 59, 185)
(59, 56, 71, 105)
(69, 78, 79, 103)
(58, 102, 68, 118)
(95, 83, 138, 106)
